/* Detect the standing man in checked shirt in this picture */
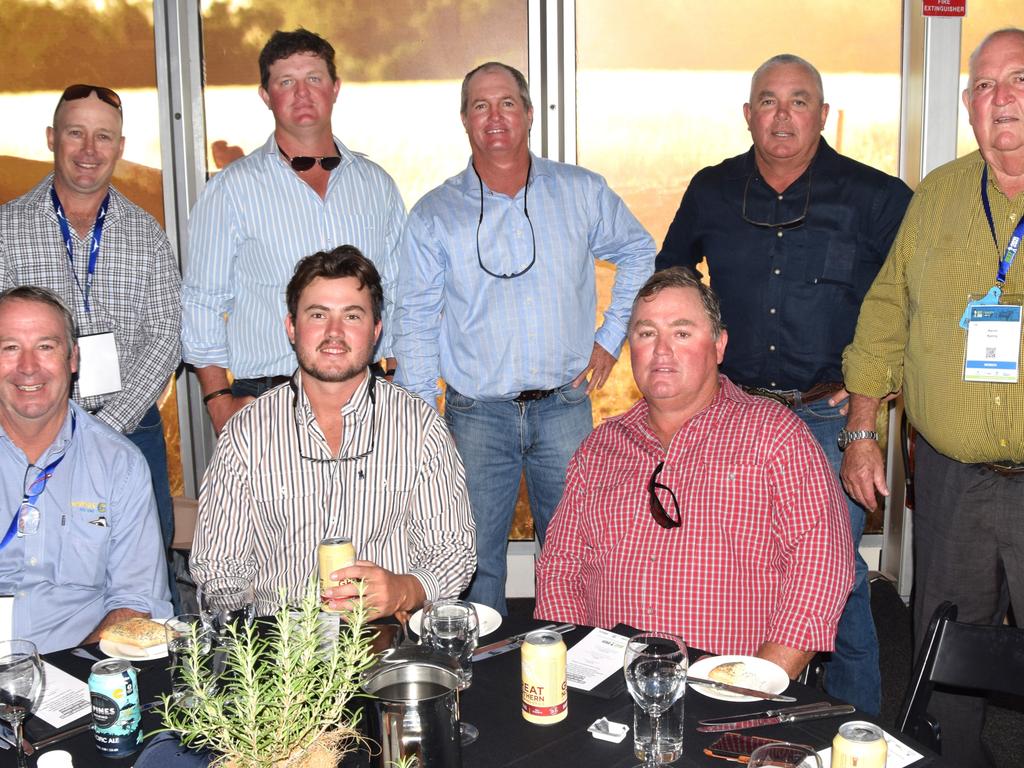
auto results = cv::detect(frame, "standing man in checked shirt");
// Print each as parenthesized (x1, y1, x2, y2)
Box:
(182, 28, 405, 434)
(0, 84, 181, 604)
(394, 61, 654, 615)
(536, 268, 853, 678)
(654, 54, 911, 714)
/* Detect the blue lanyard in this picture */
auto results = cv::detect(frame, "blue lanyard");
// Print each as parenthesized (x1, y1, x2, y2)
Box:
(980, 165, 1024, 287)
(0, 414, 76, 552)
(49, 186, 109, 314)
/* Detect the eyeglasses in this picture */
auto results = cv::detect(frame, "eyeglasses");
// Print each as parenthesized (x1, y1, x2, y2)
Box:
(277, 143, 342, 172)
(58, 83, 122, 113)
(741, 172, 811, 230)
(647, 461, 681, 529)
(17, 467, 54, 538)
(473, 161, 537, 279)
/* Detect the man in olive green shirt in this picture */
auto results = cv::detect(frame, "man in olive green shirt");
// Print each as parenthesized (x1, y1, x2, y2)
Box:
(841, 28, 1024, 768)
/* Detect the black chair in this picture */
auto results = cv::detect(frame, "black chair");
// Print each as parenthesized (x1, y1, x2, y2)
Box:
(896, 601, 1024, 753)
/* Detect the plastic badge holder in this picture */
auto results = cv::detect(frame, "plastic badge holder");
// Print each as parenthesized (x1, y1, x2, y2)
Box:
(588, 717, 629, 743)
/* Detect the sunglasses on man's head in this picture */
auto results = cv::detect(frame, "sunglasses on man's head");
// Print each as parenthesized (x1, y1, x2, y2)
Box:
(58, 83, 122, 113)
(278, 143, 342, 172)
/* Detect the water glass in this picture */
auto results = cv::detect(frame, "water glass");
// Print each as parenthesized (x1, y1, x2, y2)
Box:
(420, 598, 479, 688)
(748, 742, 823, 767)
(197, 576, 255, 638)
(0, 639, 44, 768)
(623, 632, 688, 768)
(165, 614, 214, 706)
(633, 697, 684, 764)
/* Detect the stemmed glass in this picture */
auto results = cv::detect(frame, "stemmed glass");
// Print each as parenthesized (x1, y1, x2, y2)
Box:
(420, 598, 480, 745)
(0, 640, 45, 768)
(748, 742, 823, 767)
(623, 632, 688, 768)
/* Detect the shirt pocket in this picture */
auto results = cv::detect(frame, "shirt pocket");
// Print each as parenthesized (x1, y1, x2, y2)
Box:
(805, 235, 856, 287)
(579, 474, 641, 558)
(58, 512, 111, 587)
(250, 467, 325, 547)
(683, 461, 773, 563)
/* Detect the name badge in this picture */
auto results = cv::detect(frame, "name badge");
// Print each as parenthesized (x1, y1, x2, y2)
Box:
(963, 304, 1022, 383)
(77, 332, 122, 398)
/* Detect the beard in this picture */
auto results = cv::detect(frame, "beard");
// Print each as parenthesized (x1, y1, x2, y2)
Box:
(295, 339, 373, 384)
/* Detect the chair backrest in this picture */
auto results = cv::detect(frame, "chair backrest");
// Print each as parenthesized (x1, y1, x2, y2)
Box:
(897, 601, 1024, 752)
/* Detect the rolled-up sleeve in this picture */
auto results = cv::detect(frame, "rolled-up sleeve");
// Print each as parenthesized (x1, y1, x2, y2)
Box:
(534, 452, 589, 625)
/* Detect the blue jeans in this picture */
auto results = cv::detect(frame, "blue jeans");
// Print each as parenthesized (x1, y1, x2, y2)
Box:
(793, 397, 880, 715)
(445, 383, 593, 615)
(126, 404, 180, 612)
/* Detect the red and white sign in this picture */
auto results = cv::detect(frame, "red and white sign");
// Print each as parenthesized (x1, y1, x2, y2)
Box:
(923, 0, 966, 16)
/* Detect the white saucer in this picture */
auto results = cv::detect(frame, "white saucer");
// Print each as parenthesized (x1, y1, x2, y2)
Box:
(688, 655, 789, 702)
(409, 602, 502, 638)
(99, 637, 168, 661)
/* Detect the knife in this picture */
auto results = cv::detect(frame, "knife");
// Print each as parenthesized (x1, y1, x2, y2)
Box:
(699, 701, 838, 726)
(687, 676, 798, 702)
(696, 703, 856, 732)
(472, 623, 576, 661)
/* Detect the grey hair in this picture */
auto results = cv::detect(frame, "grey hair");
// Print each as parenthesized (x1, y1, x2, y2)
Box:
(630, 267, 725, 340)
(967, 27, 1024, 80)
(0, 285, 77, 353)
(750, 54, 825, 103)
(460, 61, 533, 115)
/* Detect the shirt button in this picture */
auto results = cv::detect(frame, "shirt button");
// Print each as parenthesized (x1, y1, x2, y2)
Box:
(770, 381, 777, 387)
(777, 194, 783, 201)
(29, 557, 37, 566)
(994, 395, 1002, 405)
(649, 554, 656, 563)
(769, 345, 776, 351)
(773, 268, 781, 275)
(1000, 438, 1009, 447)
(17, 591, 25, 598)
(769, 307, 777, 314)
(777, 230, 784, 238)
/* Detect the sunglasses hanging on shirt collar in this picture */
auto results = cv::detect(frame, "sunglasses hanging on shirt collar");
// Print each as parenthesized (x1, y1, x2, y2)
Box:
(741, 170, 812, 230)
(290, 373, 376, 462)
(472, 159, 537, 279)
(277, 142, 342, 172)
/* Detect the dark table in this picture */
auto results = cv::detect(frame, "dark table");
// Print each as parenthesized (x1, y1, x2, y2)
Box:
(24, 616, 936, 767)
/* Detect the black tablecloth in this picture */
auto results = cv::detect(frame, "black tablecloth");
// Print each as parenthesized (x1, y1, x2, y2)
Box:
(23, 616, 936, 767)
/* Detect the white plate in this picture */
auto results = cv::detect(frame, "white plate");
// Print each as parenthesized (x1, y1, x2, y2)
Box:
(687, 655, 789, 702)
(409, 602, 502, 638)
(99, 618, 171, 661)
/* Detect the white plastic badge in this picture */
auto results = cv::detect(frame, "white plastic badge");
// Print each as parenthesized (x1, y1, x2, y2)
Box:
(77, 332, 122, 397)
(0, 594, 12, 643)
(963, 304, 1022, 383)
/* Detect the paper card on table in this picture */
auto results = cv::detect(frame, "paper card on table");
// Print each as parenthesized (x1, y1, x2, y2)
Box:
(566, 628, 629, 691)
(816, 728, 923, 768)
(35, 662, 91, 728)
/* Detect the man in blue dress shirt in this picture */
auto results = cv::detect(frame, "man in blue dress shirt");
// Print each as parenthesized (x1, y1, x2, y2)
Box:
(183, 29, 405, 434)
(655, 54, 912, 715)
(395, 62, 654, 614)
(0, 286, 171, 653)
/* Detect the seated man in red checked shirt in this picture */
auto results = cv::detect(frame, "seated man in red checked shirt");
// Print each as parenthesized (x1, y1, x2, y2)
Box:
(534, 267, 854, 678)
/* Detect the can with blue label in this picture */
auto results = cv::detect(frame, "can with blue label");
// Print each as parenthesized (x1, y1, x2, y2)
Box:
(89, 658, 142, 756)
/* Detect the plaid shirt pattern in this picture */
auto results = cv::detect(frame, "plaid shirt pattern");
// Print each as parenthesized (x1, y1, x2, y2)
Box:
(0, 175, 181, 433)
(535, 376, 853, 654)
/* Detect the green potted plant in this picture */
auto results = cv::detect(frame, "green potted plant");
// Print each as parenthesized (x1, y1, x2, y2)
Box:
(158, 578, 377, 768)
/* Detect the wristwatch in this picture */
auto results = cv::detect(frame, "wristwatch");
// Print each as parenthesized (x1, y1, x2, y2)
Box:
(837, 429, 879, 451)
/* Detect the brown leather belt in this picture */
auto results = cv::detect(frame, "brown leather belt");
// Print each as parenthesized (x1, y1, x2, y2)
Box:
(513, 389, 555, 402)
(982, 462, 1024, 477)
(743, 381, 842, 408)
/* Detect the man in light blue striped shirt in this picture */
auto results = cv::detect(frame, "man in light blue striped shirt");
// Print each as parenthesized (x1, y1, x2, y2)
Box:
(394, 62, 654, 614)
(182, 29, 405, 433)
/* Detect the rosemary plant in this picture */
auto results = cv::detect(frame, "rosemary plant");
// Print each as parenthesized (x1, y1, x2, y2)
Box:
(158, 578, 378, 768)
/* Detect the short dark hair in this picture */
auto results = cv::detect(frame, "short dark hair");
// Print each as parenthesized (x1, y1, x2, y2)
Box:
(460, 61, 533, 115)
(631, 267, 725, 340)
(286, 246, 383, 324)
(259, 29, 337, 90)
(0, 285, 77, 352)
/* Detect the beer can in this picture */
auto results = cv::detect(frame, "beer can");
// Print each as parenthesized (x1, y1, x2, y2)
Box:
(319, 536, 357, 611)
(89, 658, 142, 757)
(832, 720, 887, 768)
(521, 629, 567, 724)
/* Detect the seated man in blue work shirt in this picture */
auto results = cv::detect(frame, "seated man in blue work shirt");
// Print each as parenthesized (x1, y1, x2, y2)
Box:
(0, 286, 171, 653)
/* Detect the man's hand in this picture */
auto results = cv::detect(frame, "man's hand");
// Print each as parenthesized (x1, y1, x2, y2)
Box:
(571, 343, 617, 393)
(841, 439, 889, 510)
(322, 560, 426, 618)
(826, 387, 850, 415)
(82, 608, 151, 645)
(207, 393, 254, 434)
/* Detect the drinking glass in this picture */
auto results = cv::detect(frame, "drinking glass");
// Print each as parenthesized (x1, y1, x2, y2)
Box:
(197, 576, 255, 638)
(748, 742, 823, 767)
(623, 632, 688, 767)
(420, 598, 479, 745)
(165, 614, 214, 706)
(0, 639, 45, 768)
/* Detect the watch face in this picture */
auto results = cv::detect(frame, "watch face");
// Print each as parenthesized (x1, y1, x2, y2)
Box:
(838, 431, 849, 450)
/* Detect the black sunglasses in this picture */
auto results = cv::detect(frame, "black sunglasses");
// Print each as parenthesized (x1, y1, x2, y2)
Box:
(648, 461, 681, 529)
(58, 83, 122, 113)
(278, 143, 342, 172)
(741, 171, 811, 230)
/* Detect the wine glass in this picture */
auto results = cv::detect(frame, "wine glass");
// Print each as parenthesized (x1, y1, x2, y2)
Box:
(0, 640, 45, 768)
(748, 742, 823, 767)
(420, 598, 479, 745)
(623, 632, 688, 767)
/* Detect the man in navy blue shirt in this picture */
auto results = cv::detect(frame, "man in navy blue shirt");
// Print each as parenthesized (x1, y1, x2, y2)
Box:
(655, 54, 911, 715)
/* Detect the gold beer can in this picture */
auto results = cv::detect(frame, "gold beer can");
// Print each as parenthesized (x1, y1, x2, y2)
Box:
(318, 536, 357, 612)
(832, 720, 887, 768)
(521, 629, 567, 724)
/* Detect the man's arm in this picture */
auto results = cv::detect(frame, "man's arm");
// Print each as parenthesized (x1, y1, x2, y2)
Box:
(840, 394, 888, 509)
(755, 643, 816, 680)
(534, 452, 589, 625)
(376, 178, 407, 360)
(196, 365, 254, 435)
(655, 179, 707, 272)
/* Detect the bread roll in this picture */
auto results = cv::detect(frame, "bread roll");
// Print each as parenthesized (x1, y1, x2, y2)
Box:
(99, 617, 166, 649)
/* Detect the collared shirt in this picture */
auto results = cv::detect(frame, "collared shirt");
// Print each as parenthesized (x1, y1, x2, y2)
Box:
(535, 377, 853, 654)
(182, 134, 406, 374)
(656, 139, 912, 392)
(394, 154, 655, 403)
(0, 175, 182, 433)
(190, 371, 476, 616)
(844, 151, 1024, 464)
(0, 402, 172, 653)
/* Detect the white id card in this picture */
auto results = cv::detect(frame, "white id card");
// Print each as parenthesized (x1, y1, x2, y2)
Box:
(963, 304, 1022, 383)
(77, 332, 123, 397)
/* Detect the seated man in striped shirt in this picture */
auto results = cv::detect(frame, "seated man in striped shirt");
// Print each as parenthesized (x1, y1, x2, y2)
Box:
(535, 268, 853, 678)
(191, 246, 476, 618)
